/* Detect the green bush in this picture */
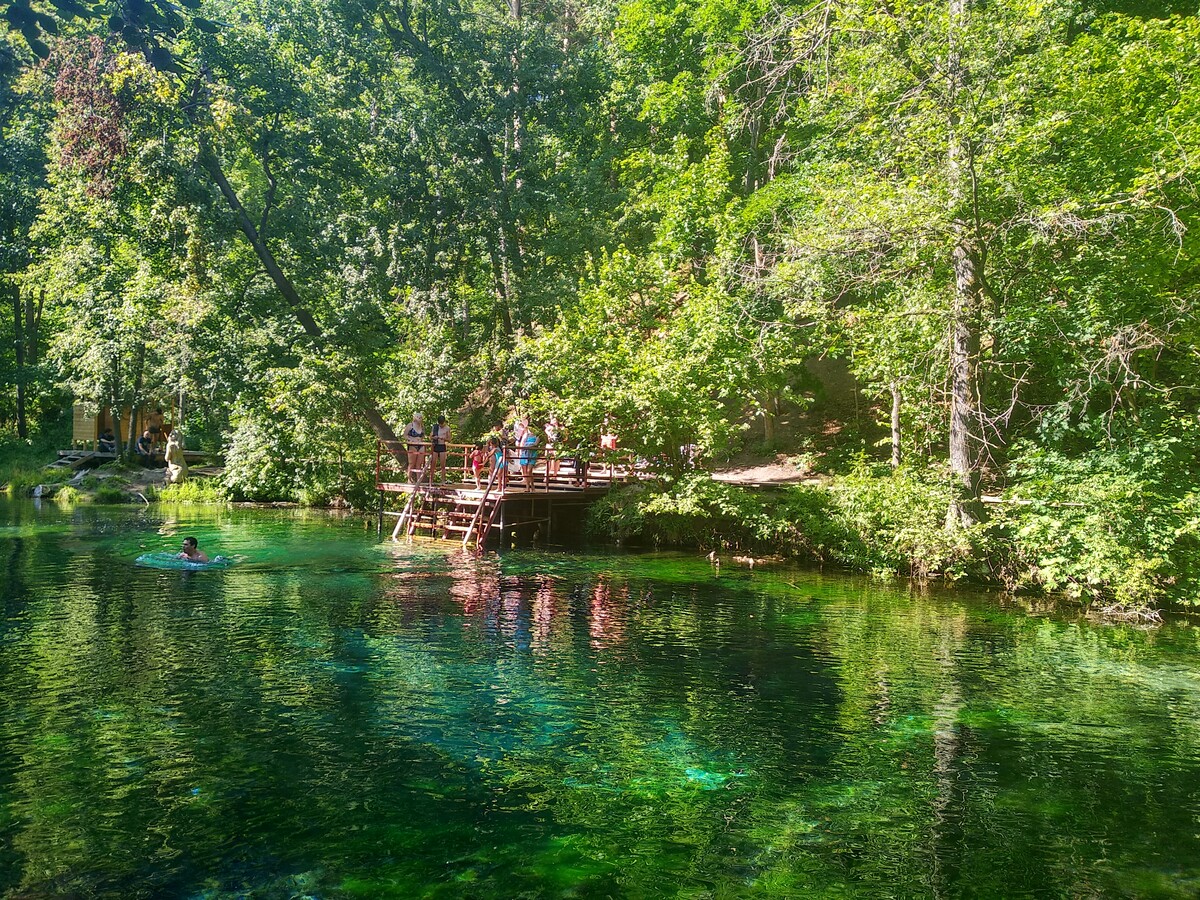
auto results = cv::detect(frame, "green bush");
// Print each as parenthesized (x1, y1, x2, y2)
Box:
(221, 415, 377, 507)
(53, 484, 85, 505)
(593, 468, 981, 580)
(994, 441, 1200, 607)
(92, 484, 131, 504)
(820, 468, 979, 579)
(2, 466, 74, 497)
(158, 480, 229, 504)
(589, 475, 774, 549)
(222, 416, 302, 503)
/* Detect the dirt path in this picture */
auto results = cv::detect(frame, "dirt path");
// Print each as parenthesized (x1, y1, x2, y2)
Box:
(711, 456, 824, 486)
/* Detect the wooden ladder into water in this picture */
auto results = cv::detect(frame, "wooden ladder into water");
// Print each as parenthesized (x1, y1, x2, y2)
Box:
(392, 461, 503, 546)
(461, 465, 501, 550)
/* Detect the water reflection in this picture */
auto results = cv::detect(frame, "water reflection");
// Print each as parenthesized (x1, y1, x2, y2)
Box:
(1, 499, 1199, 898)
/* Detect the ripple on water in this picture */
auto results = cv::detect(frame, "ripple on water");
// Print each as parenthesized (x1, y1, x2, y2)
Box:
(2, 500, 1200, 898)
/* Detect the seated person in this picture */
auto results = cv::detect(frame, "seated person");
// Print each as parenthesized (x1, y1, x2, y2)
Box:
(177, 537, 208, 563)
(135, 430, 155, 464)
(98, 429, 116, 453)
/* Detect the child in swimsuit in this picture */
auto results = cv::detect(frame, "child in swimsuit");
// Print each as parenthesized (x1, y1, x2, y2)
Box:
(488, 437, 508, 490)
(468, 443, 487, 488)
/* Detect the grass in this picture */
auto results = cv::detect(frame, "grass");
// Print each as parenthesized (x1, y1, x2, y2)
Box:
(155, 479, 229, 504)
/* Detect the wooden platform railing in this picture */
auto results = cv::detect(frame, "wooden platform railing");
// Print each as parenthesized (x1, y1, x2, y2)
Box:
(377, 439, 639, 492)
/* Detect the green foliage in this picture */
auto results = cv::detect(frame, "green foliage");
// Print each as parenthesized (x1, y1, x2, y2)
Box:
(817, 469, 979, 579)
(2, 466, 64, 496)
(590, 474, 774, 547)
(51, 483, 83, 503)
(156, 479, 227, 504)
(595, 468, 982, 581)
(996, 427, 1200, 606)
(1, 0, 1198, 608)
(221, 413, 302, 503)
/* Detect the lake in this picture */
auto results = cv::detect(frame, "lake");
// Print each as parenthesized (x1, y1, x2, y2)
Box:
(1, 498, 1199, 898)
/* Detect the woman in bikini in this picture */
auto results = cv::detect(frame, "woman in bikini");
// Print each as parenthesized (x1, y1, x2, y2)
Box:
(404, 413, 426, 483)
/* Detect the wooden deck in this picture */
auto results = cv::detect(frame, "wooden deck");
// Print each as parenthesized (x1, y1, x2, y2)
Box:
(376, 440, 632, 549)
(52, 448, 212, 470)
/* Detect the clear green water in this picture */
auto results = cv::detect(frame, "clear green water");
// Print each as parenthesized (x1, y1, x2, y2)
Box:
(2, 499, 1200, 898)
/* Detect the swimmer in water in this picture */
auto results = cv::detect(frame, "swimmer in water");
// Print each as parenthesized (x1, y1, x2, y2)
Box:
(177, 537, 209, 563)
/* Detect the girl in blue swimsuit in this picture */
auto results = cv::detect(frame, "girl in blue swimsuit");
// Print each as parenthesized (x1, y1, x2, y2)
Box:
(488, 437, 508, 490)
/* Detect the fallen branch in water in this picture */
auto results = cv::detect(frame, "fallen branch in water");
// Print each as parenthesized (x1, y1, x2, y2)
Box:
(1088, 603, 1163, 625)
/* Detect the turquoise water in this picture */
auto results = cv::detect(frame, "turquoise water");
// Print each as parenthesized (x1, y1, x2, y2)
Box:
(2, 498, 1200, 898)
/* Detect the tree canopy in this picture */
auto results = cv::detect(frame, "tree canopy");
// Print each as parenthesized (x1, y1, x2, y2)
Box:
(2, 0, 1198, 598)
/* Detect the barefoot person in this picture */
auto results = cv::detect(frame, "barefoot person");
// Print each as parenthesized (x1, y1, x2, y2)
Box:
(147, 407, 165, 449)
(487, 437, 508, 491)
(404, 413, 426, 483)
(430, 415, 451, 482)
(177, 537, 209, 563)
(467, 442, 487, 489)
(517, 418, 539, 490)
(544, 414, 564, 478)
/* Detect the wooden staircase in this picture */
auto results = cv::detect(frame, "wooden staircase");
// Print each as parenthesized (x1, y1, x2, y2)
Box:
(378, 440, 625, 550)
(390, 464, 502, 550)
(48, 450, 111, 470)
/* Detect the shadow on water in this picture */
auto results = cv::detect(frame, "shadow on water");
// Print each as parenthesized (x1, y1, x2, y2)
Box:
(1, 498, 1199, 897)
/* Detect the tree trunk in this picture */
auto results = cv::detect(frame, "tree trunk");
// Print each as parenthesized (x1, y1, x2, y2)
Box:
(26, 290, 43, 366)
(109, 359, 123, 457)
(762, 398, 775, 446)
(11, 285, 27, 439)
(945, 0, 984, 527)
(126, 343, 146, 458)
(890, 382, 901, 469)
(195, 137, 403, 454)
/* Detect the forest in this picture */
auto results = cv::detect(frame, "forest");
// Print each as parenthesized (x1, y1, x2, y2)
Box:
(2, 0, 1198, 606)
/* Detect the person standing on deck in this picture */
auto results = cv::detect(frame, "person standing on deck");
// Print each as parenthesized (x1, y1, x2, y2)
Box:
(467, 443, 487, 489)
(600, 417, 618, 453)
(545, 415, 564, 479)
(147, 407, 165, 449)
(404, 413, 426, 483)
(487, 437, 508, 491)
(430, 416, 451, 483)
(517, 418, 540, 491)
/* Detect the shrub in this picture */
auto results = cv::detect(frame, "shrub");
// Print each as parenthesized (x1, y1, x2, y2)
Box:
(994, 442, 1200, 607)
(589, 475, 773, 549)
(820, 468, 979, 579)
(3, 466, 74, 496)
(92, 484, 131, 504)
(158, 480, 228, 504)
(54, 485, 86, 504)
(592, 467, 981, 580)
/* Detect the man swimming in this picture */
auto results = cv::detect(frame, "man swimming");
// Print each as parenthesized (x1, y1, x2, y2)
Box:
(177, 537, 209, 563)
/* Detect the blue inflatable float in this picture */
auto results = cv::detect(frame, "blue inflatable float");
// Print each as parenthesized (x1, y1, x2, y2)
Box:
(135, 552, 233, 571)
